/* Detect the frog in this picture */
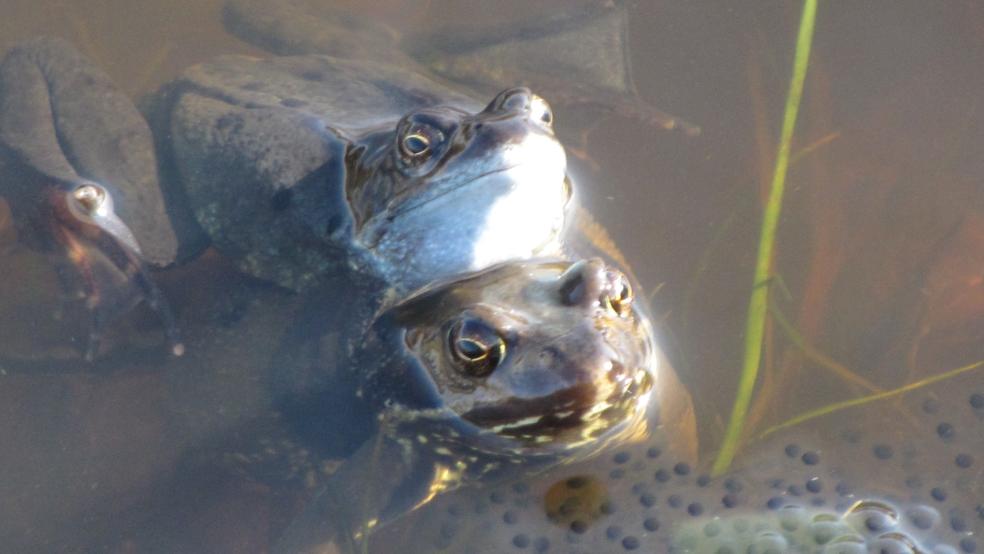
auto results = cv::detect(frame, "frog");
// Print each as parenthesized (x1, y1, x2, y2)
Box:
(0, 39, 564, 359)
(1, 0, 698, 361)
(0, 3, 698, 551)
(152, 55, 568, 295)
(264, 257, 696, 553)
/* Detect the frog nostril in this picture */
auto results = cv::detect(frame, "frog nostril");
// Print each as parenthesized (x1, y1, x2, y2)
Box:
(558, 259, 607, 307)
(487, 87, 534, 114)
(559, 267, 586, 306)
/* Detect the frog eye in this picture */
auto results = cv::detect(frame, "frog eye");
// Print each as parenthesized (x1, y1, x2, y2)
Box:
(401, 132, 430, 157)
(400, 125, 444, 162)
(448, 318, 505, 378)
(605, 274, 633, 317)
(70, 183, 107, 215)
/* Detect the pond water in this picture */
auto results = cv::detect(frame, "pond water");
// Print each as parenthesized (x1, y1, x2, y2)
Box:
(0, 1, 982, 553)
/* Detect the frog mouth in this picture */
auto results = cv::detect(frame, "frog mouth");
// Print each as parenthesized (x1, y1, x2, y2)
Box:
(462, 384, 597, 437)
(462, 365, 653, 447)
(386, 164, 528, 219)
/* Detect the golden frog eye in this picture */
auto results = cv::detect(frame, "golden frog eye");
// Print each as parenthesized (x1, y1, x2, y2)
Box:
(71, 183, 107, 214)
(399, 122, 446, 163)
(401, 131, 431, 158)
(448, 318, 505, 378)
(606, 276, 633, 317)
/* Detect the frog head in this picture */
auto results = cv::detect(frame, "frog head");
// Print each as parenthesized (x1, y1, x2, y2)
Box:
(360, 259, 665, 467)
(351, 89, 571, 292)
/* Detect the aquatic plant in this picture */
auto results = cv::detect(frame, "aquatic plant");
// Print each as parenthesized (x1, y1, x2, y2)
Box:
(712, 0, 819, 477)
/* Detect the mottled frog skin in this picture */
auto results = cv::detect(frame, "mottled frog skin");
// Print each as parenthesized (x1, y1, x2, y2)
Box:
(269, 258, 695, 553)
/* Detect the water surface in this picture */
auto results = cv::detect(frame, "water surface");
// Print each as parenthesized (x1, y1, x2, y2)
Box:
(1, 1, 982, 552)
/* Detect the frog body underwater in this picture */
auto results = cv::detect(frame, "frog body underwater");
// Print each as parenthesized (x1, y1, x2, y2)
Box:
(0, 2, 700, 551)
(0, 14, 572, 358)
(157, 54, 568, 294)
(0, 0, 691, 359)
(268, 257, 696, 553)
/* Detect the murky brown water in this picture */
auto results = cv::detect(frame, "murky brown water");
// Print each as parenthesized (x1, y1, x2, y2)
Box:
(1, 1, 982, 552)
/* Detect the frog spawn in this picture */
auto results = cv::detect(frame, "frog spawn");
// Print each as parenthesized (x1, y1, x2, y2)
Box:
(370, 380, 984, 553)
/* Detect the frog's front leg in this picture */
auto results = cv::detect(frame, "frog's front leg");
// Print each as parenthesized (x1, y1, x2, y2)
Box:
(0, 37, 183, 360)
(274, 429, 437, 554)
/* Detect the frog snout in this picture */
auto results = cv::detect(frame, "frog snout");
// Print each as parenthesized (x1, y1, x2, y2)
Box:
(557, 258, 613, 309)
(482, 87, 554, 131)
(485, 87, 535, 114)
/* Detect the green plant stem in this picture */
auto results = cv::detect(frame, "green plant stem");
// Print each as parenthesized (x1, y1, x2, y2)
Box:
(711, 0, 819, 477)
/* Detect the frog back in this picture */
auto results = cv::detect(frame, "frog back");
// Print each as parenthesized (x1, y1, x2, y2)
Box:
(160, 55, 482, 290)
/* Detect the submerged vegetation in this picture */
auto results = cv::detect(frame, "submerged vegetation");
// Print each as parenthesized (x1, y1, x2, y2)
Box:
(712, 0, 819, 477)
(710, 0, 984, 476)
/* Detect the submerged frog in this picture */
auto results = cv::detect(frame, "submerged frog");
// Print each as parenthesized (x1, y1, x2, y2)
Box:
(0, 15, 571, 357)
(0, 3, 698, 551)
(267, 258, 696, 553)
(1, 0, 692, 360)
(156, 54, 568, 294)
